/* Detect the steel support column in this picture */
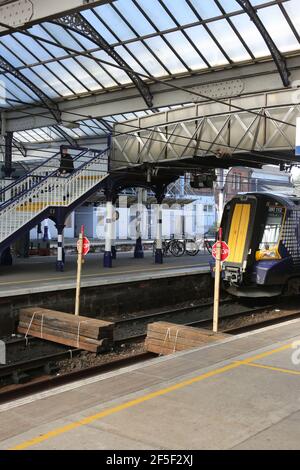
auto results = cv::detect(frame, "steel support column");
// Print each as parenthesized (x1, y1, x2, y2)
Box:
(3, 131, 13, 177)
(154, 185, 167, 264)
(104, 198, 113, 268)
(55, 224, 65, 272)
(134, 188, 144, 259)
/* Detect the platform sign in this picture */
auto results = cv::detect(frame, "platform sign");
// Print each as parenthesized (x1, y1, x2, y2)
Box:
(212, 241, 230, 262)
(296, 117, 300, 156)
(77, 236, 90, 256)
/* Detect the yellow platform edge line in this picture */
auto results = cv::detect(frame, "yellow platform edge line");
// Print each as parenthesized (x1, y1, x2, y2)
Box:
(244, 361, 300, 376)
(9, 342, 293, 450)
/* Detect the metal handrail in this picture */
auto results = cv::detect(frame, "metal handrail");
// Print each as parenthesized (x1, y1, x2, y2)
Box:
(0, 147, 109, 214)
(0, 150, 61, 198)
(0, 147, 97, 200)
(0, 149, 109, 244)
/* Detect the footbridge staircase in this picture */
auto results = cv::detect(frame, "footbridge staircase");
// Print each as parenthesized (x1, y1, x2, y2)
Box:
(0, 147, 109, 253)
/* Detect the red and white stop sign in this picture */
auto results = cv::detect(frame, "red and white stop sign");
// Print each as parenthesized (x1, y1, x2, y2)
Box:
(212, 241, 230, 262)
(77, 236, 90, 256)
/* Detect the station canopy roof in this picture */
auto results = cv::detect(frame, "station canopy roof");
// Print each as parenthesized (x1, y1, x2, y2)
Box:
(1, 0, 300, 149)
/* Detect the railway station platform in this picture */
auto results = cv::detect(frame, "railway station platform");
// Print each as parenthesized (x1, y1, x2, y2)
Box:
(0, 252, 210, 297)
(1, 318, 300, 450)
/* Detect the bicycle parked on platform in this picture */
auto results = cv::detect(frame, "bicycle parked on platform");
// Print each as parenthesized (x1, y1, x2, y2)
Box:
(152, 234, 215, 257)
(152, 238, 185, 257)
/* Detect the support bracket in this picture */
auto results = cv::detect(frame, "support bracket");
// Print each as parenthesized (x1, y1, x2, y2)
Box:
(236, 0, 290, 87)
(54, 12, 153, 107)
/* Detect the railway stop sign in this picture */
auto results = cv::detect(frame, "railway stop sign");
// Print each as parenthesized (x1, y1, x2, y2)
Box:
(212, 241, 230, 262)
(77, 236, 90, 256)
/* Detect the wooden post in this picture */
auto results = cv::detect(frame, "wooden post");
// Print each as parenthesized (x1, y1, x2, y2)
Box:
(213, 227, 222, 333)
(75, 225, 84, 316)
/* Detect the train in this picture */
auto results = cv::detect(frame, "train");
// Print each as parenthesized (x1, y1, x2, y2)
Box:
(218, 192, 300, 297)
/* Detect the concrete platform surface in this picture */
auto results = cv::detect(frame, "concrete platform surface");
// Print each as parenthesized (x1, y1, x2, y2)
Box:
(1, 318, 300, 450)
(0, 252, 210, 297)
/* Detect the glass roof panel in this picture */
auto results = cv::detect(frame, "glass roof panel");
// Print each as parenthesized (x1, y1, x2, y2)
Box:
(161, 0, 198, 26)
(114, 0, 155, 36)
(207, 18, 251, 62)
(56, 59, 91, 93)
(0, 41, 23, 67)
(188, 0, 221, 19)
(43, 23, 84, 51)
(2, 0, 300, 146)
(284, 0, 300, 37)
(230, 13, 270, 58)
(72, 55, 106, 88)
(136, 0, 176, 30)
(22, 130, 42, 141)
(114, 45, 149, 76)
(125, 41, 168, 77)
(45, 60, 86, 95)
(93, 3, 136, 41)
(164, 30, 207, 70)
(58, 126, 80, 139)
(84, 53, 118, 87)
(20, 66, 61, 99)
(0, 83, 21, 108)
(144, 36, 187, 74)
(2, 74, 38, 104)
(185, 25, 228, 66)
(56, 58, 100, 92)
(13, 32, 53, 61)
(1, 35, 38, 65)
(67, 29, 99, 51)
(91, 50, 131, 84)
(28, 25, 67, 56)
(33, 128, 53, 141)
(256, 5, 299, 53)
(220, 0, 241, 13)
(14, 131, 31, 142)
(249, 0, 274, 4)
(82, 10, 117, 44)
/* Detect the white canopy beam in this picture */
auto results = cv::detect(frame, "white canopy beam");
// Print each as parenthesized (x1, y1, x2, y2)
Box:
(4, 56, 300, 133)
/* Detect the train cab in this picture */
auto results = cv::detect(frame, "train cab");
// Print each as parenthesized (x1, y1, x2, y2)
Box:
(220, 193, 300, 297)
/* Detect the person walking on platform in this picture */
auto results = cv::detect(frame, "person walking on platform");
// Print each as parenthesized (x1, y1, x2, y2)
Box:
(59, 148, 74, 176)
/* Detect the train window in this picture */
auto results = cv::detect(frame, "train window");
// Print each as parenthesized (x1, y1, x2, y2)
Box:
(259, 207, 284, 249)
(256, 206, 284, 260)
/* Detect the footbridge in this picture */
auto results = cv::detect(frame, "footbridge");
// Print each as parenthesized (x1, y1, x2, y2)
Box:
(111, 85, 300, 171)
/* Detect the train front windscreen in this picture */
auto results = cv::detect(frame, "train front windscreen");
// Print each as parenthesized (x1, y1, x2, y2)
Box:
(255, 206, 284, 261)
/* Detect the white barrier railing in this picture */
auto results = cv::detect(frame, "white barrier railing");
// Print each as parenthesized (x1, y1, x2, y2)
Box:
(0, 149, 109, 244)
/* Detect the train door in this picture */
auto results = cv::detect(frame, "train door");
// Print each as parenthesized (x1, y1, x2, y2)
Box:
(223, 196, 257, 272)
(226, 203, 251, 264)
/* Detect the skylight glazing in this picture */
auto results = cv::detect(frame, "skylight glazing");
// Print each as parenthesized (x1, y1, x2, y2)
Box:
(1, 0, 300, 145)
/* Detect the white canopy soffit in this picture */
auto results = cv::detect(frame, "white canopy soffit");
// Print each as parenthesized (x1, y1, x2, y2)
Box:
(0, 0, 114, 34)
(1, 0, 300, 147)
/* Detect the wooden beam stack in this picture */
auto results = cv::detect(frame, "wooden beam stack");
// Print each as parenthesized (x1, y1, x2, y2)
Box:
(18, 307, 114, 353)
(145, 321, 228, 355)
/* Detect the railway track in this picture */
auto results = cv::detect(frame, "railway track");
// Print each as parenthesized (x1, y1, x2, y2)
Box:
(1, 299, 300, 403)
(117, 304, 300, 342)
(0, 351, 153, 403)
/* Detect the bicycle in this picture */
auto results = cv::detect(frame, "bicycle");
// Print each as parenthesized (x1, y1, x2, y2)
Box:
(170, 238, 200, 257)
(152, 238, 185, 257)
(183, 235, 214, 255)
